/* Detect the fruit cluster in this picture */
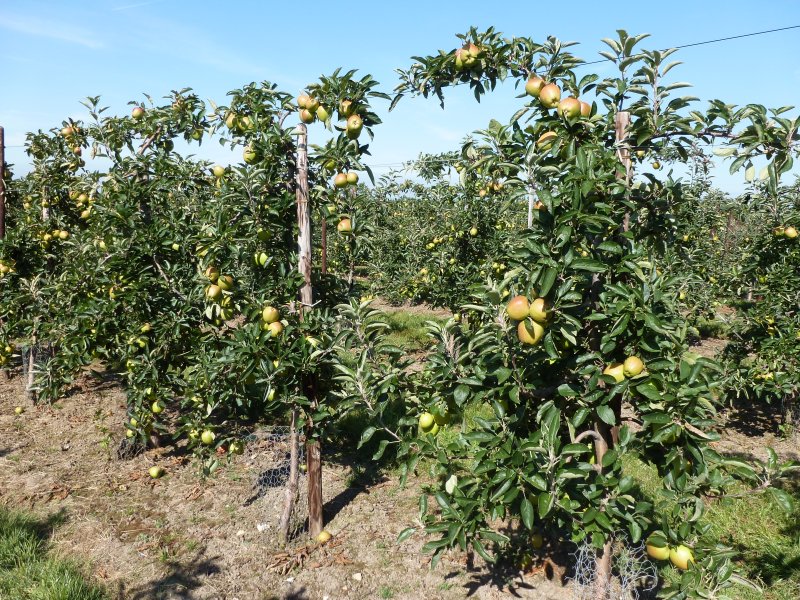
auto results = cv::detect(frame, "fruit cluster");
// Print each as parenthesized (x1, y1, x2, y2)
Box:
(506, 295, 551, 346)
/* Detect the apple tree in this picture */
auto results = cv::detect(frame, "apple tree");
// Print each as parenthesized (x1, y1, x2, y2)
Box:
(387, 28, 797, 597)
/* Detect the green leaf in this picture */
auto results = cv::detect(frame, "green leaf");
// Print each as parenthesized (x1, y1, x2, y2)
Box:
(358, 426, 377, 448)
(636, 383, 662, 402)
(538, 492, 554, 518)
(539, 267, 558, 297)
(571, 258, 607, 273)
(769, 488, 794, 513)
(597, 405, 616, 425)
(521, 496, 535, 530)
(397, 527, 416, 543)
(454, 384, 471, 404)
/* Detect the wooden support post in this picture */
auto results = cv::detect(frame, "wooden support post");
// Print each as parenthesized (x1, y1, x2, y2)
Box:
(294, 124, 324, 538)
(0, 126, 6, 239)
(321, 218, 328, 275)
(591, 110, 634, 597)
(279, 408, 300, 543)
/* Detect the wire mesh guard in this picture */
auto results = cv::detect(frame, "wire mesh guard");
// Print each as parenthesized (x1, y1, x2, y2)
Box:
(570, 537, 658, 600)
(243, 425, 308, 544)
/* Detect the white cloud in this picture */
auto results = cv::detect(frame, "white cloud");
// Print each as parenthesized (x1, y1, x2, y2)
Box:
(0, 12, 103, 49)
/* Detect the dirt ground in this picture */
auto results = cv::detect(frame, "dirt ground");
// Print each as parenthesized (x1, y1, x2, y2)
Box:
(1, 352, 797, 599)
(0, 370, 569, 600)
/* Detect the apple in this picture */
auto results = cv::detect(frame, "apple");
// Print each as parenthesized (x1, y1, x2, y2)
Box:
(225, 112, 238, 129)
(243, 145, 260, 164)
(316, 105, 330, 121)
(669, 545, 694, 570)
(531, 533, 544, 550)
(525, 76, 546, 97)
(337, 218, 352, 234)
(131, 106, 145, 120)
(267, 321, 284, 338)
(201, 430, 216, 445)
(784, 226, 798, 239)
(346, 114, 363, 140)
(518, 319, 544, 346)
(557, 97, 582, 119)
(148, 466, 164, 479)
(419, 412, 435, 431)
(539, 83, 561, 109)
(58, 230, 69, 240)
(469, 227, 478, 236)
(652, 161, 661, 169)
(316, 530, 332, 544)
(623, 356, 645, 377)
(262, 306, 280, 324)
(171, 243, 180, 251)
(506, 296, 530, 321)
(151, 401, 164, 414)
(579, 101, 591, 117)
(205, 284, 222, 301)
(217, 275, 234, 291)
(299, 463, 307, 473)
(433, 411, 451, 426)
(603, 363, 625, 383)
(299, 109, 315, 124)
(254, 252, 268, 267)
(333, 172, 348, 188)
(191, 129, 203, 140)
(339, 99, 354, 117)
(61, 125, 75, 138)
(204, 266, 220, 282)
(211, 165, 225, 178)
(537, 131, 557, 151)
(529, 298, 550, 323)
(297, 94, 310, 108)
(646, 539, 670, 561)
(346, 171, 359, 185)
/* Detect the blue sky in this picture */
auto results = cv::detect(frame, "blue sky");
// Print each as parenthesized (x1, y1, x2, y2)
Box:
(2, 1, 799, 193)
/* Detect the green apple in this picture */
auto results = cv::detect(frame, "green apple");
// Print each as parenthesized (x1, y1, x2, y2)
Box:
(419, 412, 435, 431)
(539, 83, 561, 109)
(506, 296, 530, 321)
(201, 430, 216, 445)
(525, 75, 546, 97)
(267, 321, 284, 338)
(623, 356, 645, 377)
(603, 363, 625, 383)
(517, 319, 544, 346)
(346, 114, 363, 140)
(646, 539, 670, 561)
(261, 306, 280, 324)
(669, 545, 694, 570)
(529, 298, 550, 323)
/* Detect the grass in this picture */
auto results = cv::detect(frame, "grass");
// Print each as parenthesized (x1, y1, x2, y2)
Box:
(0, 507, 107, 600)
(381, 310, 447, 353)
(622, 456, 800, 599)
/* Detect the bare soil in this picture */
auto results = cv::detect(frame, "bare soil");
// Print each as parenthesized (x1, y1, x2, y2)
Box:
(0, 370, 566, 600)
(1, 337, 796, 599)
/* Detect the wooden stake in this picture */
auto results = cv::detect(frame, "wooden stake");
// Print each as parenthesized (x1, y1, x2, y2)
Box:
(591, 110, 634, 596)
(279, 408, 300, 543)
(321, 218, 328, 275)
(294, 124, 323, 538)
(0, 126, 6, 239)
